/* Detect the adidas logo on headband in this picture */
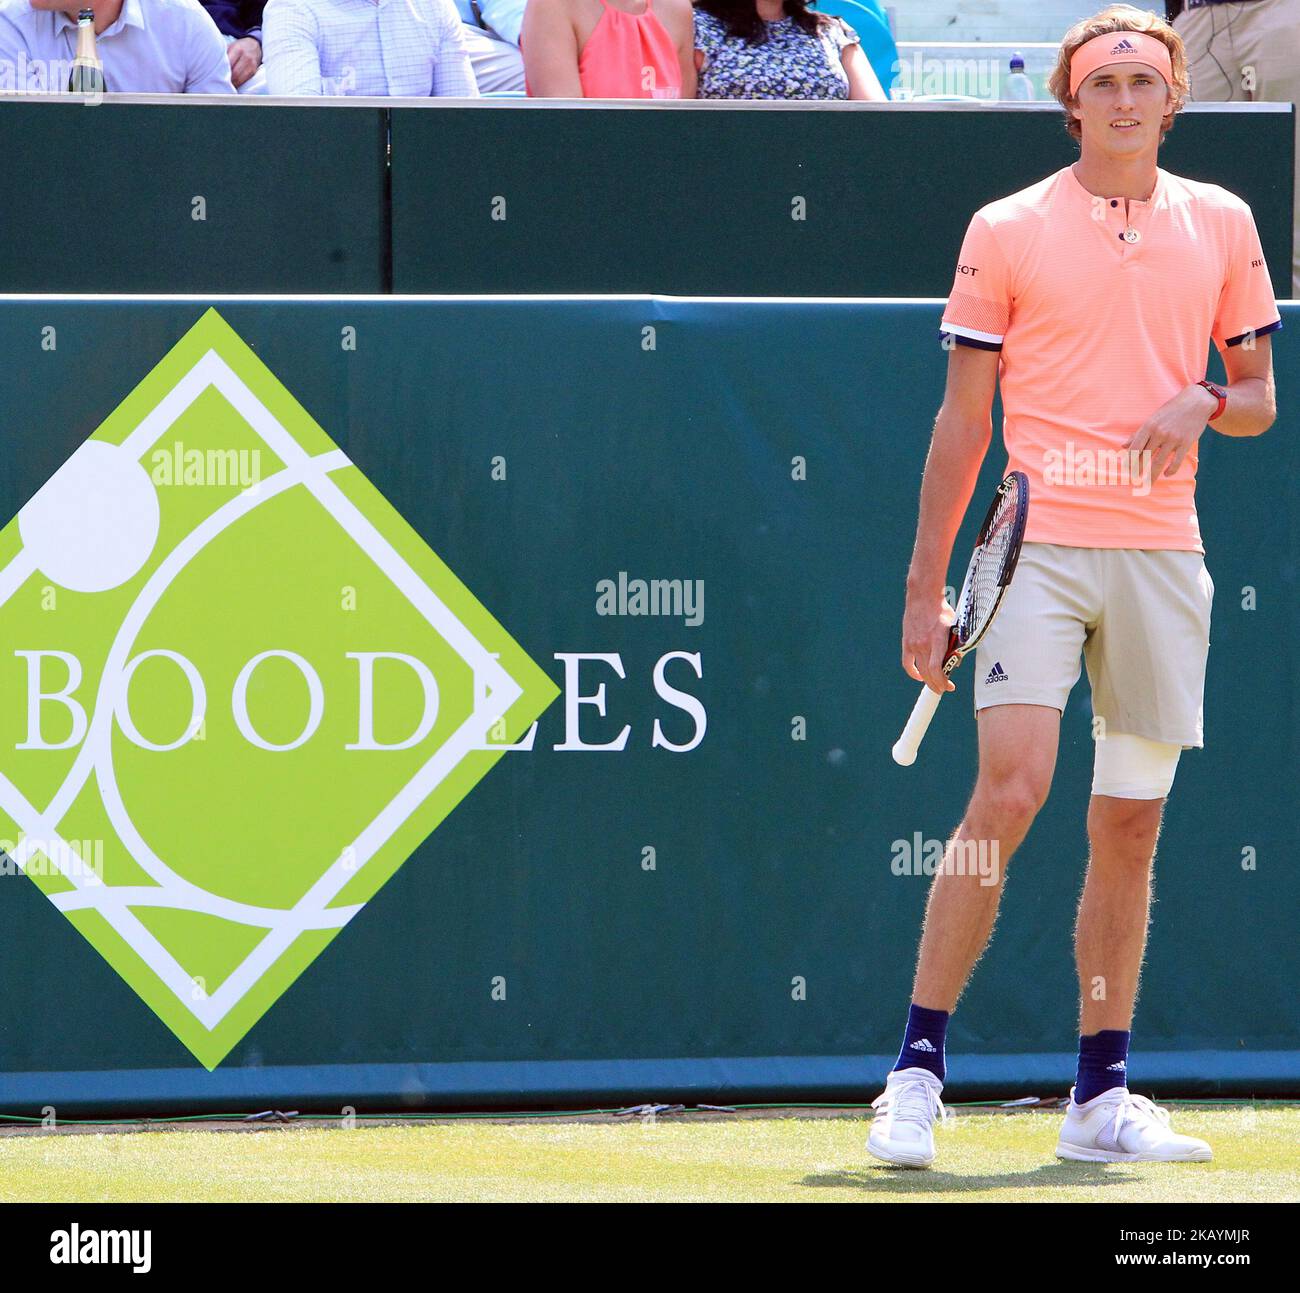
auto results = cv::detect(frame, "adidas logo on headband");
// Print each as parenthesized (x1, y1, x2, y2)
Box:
(1110, 38, 1137, 54)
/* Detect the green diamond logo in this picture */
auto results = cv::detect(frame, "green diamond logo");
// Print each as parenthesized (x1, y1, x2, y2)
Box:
(0, 309, 558, 1068)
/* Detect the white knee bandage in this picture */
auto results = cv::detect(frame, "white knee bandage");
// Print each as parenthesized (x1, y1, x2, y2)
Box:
(1092, 732, 1182, 800)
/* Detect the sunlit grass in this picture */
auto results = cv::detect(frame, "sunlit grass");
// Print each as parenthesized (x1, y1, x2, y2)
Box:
(1, 1106, 1294, 1203)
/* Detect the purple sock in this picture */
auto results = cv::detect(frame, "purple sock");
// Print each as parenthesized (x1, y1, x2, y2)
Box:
(1075, 1030, 1131, 1104)
(894, 1003, 949, 1081)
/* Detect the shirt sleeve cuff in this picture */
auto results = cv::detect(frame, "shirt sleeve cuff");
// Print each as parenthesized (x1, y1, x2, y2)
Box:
(1223, 317, 1283, 347)
(938, 327, 1003, 352)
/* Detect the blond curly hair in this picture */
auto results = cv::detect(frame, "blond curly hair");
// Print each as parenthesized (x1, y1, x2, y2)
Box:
(1048, 5, 1190, 143)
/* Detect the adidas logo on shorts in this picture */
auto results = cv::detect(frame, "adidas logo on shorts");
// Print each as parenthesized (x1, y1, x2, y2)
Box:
(985, 662, 1008, 685)
(1106, 1060, 1127, 1072)
(909, 1038, 937, 1053)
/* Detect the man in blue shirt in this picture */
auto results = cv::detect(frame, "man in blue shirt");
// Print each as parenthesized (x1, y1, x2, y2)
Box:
(200, 0, 265, 93)
(0, 0, 235, 93)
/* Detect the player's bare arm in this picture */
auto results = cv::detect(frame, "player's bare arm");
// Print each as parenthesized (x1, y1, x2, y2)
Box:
(902, 344, 998, 695)
(1126, 335, 1277, 477)
(1211, 333, 1277, 437)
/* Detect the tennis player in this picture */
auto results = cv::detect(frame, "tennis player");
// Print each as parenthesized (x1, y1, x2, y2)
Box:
(870, 4, 1281, 1167)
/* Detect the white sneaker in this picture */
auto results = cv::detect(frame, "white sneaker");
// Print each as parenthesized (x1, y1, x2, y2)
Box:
(1056, 1087, 1212, 1163)
(867, 1067, 949, 1168)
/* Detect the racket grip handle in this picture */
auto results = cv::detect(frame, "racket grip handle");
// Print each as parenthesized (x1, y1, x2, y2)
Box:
(892, 684, 945, 766)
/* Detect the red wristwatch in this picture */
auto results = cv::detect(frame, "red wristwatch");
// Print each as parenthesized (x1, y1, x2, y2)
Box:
(1196, 380, 1228, 422)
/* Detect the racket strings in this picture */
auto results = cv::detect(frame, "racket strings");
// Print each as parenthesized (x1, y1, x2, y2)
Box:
(958, 483, 1022, 644)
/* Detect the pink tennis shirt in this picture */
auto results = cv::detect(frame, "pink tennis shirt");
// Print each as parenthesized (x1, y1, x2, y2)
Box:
(940, 164, 1283, 551)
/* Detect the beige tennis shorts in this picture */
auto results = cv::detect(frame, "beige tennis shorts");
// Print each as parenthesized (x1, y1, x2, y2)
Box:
(972, 543, 1214, 749)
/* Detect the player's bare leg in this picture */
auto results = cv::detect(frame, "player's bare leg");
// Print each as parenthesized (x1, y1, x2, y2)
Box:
(1057, 792, 1211, 1161)
(869, 703, 1057, 1167)
(1075, 794, 1163, 1033)
(911, 703, 1060, 1011)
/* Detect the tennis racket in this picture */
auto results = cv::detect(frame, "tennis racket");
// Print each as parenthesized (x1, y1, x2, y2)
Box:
(892, 470, 1029, 766)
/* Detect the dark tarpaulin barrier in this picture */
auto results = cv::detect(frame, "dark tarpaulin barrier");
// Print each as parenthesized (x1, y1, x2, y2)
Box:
(0, 100, 388, 294)
(389, 102, 1294, 297)
(0, 98, 1290, 298)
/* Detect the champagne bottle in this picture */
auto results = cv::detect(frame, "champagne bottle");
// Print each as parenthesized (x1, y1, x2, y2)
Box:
(67, 8, 105, 94)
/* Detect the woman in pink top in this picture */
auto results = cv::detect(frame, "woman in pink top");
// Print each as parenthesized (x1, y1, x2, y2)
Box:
(522, 0, 697, 98)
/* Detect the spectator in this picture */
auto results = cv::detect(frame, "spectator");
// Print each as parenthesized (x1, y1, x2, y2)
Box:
(454, 0, 525, 93)
(521, 0, 695, 98)
(1167, 0, 1300, 296)
(693, 0, 886, 100)
(0, 0, 235, 92)
(200, 1, 265, 94)
(263, 0, 478, 97)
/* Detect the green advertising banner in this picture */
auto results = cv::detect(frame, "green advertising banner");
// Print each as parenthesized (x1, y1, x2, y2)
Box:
(0, 299, 1294, 1112)
(0, 310, 556, 1069)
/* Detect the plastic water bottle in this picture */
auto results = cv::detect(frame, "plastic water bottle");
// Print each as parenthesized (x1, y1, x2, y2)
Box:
(1004, 53, 1036, 101)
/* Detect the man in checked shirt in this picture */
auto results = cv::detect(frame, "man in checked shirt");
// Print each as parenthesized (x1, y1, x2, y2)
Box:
(264, 0, 478, 97)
